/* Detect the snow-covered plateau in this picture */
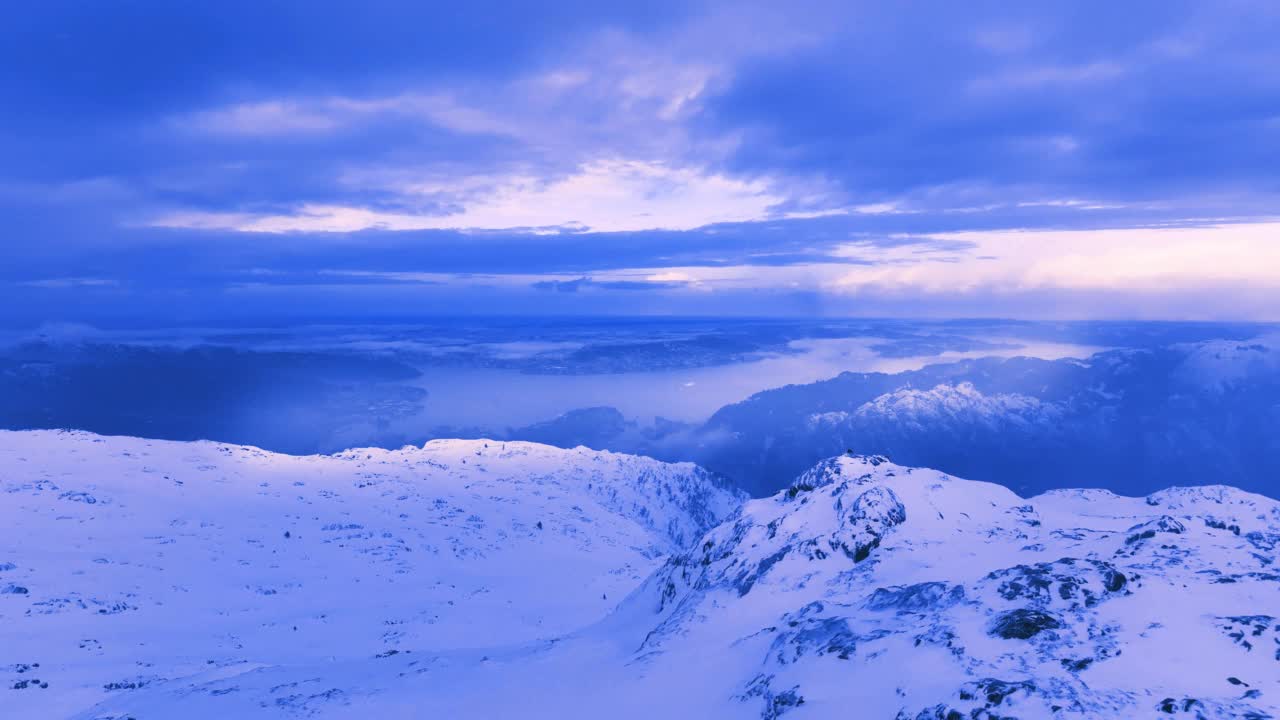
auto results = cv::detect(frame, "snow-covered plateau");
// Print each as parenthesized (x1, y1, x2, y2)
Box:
(2, 430, 1278, 719)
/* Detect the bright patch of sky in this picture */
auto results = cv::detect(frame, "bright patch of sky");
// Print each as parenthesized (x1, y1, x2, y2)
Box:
(152, 160, 786, 233)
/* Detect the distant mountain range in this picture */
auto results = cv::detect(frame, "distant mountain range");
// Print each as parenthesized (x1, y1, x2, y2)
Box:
(501, 338, 1280, 498)
(5, 328, 1279, 501)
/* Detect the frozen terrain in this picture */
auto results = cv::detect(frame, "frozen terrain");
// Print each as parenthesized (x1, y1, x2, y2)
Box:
(0, 430, 741, 718)
(3, 432, 1278, 718)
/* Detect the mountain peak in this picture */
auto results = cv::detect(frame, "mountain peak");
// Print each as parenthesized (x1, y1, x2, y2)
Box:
(615, 452, 1280, 718)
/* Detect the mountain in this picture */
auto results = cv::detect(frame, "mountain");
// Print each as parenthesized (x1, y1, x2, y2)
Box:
(0, 430, 743, 719)
(607, 454, 1280, 718)
(8, 331, 1279, 502)
(694, 339, 1280, 496)
(8, 433, 1279, 718)
(340, 453, 1274, 719)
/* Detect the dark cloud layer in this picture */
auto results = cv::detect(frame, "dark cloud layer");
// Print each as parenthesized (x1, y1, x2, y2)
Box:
(3, 1, 1279, 325)
(703, 1, 1280, 205)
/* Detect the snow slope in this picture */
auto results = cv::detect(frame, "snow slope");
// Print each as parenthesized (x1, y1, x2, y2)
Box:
(617, 455, 1280, 718)
(0, 429, 742, 718)
(5, 432, 1279, 719)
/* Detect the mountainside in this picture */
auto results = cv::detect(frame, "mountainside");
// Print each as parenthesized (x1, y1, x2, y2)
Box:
(308, 453, 1276, 720)
(0, 430, 743, 719)
(11, 436, 1277, 718)
(611, 454, 1280, 718)
(695, 339, 1280, 496)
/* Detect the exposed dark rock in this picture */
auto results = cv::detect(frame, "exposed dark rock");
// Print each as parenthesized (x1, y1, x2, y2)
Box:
(983, 558, 1128, 609)
(739, 674, 806, 720)
(1204, 518, 1241, 535)
(1216, 615, 1280, 660)
(867, 582, 965, 613)
(104, 680, 149, 691)
(902, 678, 1037, 719)
(838, 485, 906, 563)
(59, 491, 98, 504)
(1062, 657, 1093, 672)
(1126, 516, 1187, 545)
(989, 609, 1062, 640)
(768, 615, 859, 664)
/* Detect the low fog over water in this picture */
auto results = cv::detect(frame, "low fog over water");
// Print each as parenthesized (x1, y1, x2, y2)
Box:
(394, 336, 1106, 430)
(4, 317, 1277, 497)
(1, 318, 1115, 443)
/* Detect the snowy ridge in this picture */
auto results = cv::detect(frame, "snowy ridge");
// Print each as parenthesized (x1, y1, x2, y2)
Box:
(851, 381, 1064, 430)
(1171, 337, 1280, 393)
(5, 432, 1279, 719)
(616, 454, 1280, 719)
(0, 430, 742, 719)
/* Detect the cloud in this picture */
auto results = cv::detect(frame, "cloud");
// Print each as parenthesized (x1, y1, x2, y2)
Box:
(4, 1, 1280, 325)
(174, 94, 525, 138)
(532, 276, 690, 293)
(18, 277, 119, 289)
(177, 101, 346, 136)
(967, 60, 1127, 94)
(695, 2, 1280, 207)
(149, 160, 786, 233)
(826, 221, 1280, 299)
(972, 24, 1038, 55)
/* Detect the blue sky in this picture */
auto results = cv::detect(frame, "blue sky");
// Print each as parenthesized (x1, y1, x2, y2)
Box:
(4, 0, 1280, 326)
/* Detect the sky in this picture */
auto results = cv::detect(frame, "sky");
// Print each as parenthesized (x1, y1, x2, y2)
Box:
(4, 0, 1280, 327)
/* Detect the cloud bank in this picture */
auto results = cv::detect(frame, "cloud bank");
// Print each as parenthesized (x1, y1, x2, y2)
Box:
(2, 0, 1279, 325)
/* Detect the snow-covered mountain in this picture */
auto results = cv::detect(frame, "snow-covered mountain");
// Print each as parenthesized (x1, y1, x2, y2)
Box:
(0, 430, 742, 719)
(616, 455, 1280, 718)
(5, 432, 1279, 719)
(696, 340, 1280, 497)
(846, 380, 1065, 432)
